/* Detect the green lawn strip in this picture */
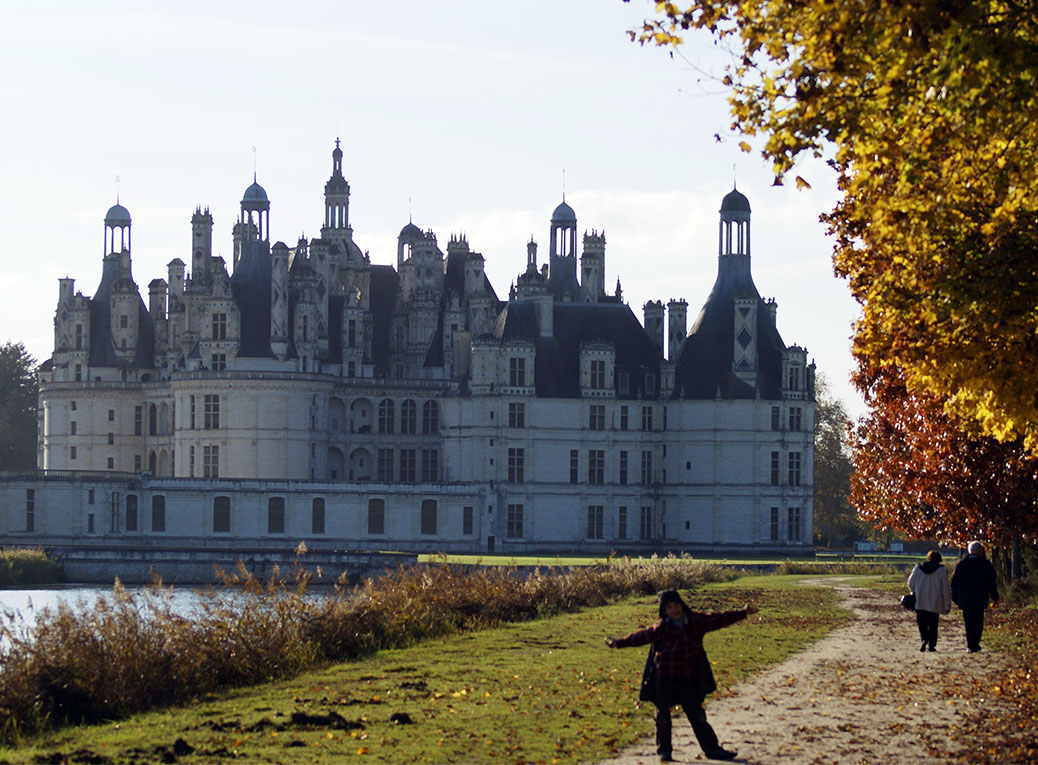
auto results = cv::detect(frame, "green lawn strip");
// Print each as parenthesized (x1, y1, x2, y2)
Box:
(1, 576, 846, 764)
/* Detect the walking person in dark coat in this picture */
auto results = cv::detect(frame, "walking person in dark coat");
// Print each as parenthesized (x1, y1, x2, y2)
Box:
(907, 550, 952, 652)
(950, 541, 1000, 653)
(605, 589, 757, 762)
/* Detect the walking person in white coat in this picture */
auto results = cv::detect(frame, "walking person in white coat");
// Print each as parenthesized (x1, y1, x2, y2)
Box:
(907, 550, 953, 652)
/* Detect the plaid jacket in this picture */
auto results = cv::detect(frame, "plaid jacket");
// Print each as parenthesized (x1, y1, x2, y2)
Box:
(614, 609, 748, 679)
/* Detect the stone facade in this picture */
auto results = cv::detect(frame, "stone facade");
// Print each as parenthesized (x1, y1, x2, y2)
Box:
(3, 141, 815, 555)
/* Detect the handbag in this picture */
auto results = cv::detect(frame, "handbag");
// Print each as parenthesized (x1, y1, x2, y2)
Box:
(900, 593, 916, 610)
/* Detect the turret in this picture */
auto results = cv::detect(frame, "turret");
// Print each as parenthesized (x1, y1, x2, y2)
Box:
(191, 207, 214, 283)
(643, 300, 665, 357)
(580, 230, 606, 303)
(667, 298, 687, 361)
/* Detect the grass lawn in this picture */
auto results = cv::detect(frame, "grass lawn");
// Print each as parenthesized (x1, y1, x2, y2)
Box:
(1, 575, 846, 764)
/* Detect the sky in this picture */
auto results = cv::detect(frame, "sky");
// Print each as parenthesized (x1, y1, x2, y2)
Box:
(0, 0, 863, 416)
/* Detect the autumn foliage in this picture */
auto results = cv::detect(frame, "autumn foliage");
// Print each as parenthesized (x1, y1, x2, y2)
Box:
(849, 362, 1038, 546)
(629, 0, 1038, 454)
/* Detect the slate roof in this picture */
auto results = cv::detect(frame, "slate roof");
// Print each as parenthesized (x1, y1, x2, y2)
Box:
(230, 238, 274, 358)
(495, 300, 661, 398)
(87, 257, 155, 370)
(673, 252, 786, 400)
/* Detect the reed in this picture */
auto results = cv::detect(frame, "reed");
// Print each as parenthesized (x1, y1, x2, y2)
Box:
(0, 553, 727, 741)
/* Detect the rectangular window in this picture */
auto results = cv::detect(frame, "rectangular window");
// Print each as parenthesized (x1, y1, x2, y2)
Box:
(134, 454, 142, 471)
(212, 312, 227, 340)
(378, 399, 395, 434)
(771, 406, 780, 431)
(151, 495, 166, 532)
(421, 448, 439, 482)
(789, 406, 802, 432)
(641, 406, 653, 431)
(213, 496, 231, 533)
(770, 507, 780, 541)
(75, 324, 83, 350)
(203, 445, 219, 478)
(788, 366, 801, 390)
(212, 353, 227, 371)
(119, 314, 128, 329)
(189, 445, 196, 478)
(619, 451, 628, 485)
(420, 499, 437, 535)
(108, 432, 114, 445)
(422, 401, 439, 434)
(367, 499, 385, 535)
(463, 506, 474, 536)
(203, 395, 220, 429)
(75, 364, 82, 381)
(108, 409, 115, 421)
(788, 507, 802, 541)
(126, 494, 138, 531)
(587, 505, 604, 539)
(70, 421, 77, 435)
(590, 359, 606, 389)
(88, 489, 95, 504)
(107, 456, 114, 469)
(618, 506, 627, 539)
(569, 449, 579, 483)
(508, 402, 525, 428)
(347, 319, 357, 347)
(788, 451, 802, 487)
(25, 489, 35, 532)
(639, 506, 653, 540)
(641, 450, 653, 484)
(312, 498, 325, 534)
(88, 513, 95, 533)
(588, 449, 605, 484)
(771, 451, 780, 486)
(589, 404, 605, 431)
(190, 396, 196, 429)
(620, 405, 629, 431)
(401, 400, 417, 434)
(377, 448, 394, 482)
(509, 357, 526, 386)
(134, 406, 143, 435)
(70, 400, 76, 411)
(268, 497, 285, 534)
(507, 447, 525, 483)
(617, 372, 629, 395)
(645, 374, 656, 394)
(399, 448, 416, 482)
(506, 503, 524, 538)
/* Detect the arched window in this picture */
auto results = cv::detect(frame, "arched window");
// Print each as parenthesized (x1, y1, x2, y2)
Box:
(401, 400, 417, 435)
(422, 401, 439, 434)
(378, 399, 395, 434)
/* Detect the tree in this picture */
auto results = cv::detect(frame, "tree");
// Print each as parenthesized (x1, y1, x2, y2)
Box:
(849, 360, 1038, 546)
(812, 374, 862, 548)
(0, 342, 39, 470)
(628, 0, 1038, 455)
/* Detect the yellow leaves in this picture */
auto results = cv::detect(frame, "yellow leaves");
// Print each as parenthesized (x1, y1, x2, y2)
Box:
(738, 141, 753, 153)
(794, 175, 811, 190)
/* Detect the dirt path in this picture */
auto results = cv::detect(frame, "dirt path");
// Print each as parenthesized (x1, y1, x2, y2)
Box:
(593, 579, 1016, 764)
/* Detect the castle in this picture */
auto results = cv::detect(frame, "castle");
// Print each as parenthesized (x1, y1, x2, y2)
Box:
(4, 140, 814, 557)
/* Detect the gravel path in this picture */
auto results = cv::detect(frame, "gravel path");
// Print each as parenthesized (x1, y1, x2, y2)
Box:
(592, 579, 1016, 764)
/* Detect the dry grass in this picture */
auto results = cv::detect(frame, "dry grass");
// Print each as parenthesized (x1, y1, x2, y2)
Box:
(0, 553, 729, 742)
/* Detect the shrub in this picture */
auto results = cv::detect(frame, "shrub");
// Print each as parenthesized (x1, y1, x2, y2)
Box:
(0, 554, 726, 741)
(0, 548, 62, 587)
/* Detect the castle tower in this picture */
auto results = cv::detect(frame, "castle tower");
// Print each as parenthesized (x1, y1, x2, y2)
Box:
(548, 199, 580, 301)
(240, 175, 270, 242)
(322, 138, 351, 239)
(191, 207, 214, 283)
(644, 300, 665, 356)
(104, 201, 132, 275)
(667, 298, 688, 361)
(719, 185, 751, 258)
(270, 241, 290, 359)
(580, 230, 605, 302)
